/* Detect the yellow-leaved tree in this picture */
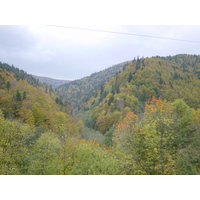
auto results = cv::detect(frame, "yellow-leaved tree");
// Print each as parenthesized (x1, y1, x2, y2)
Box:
(113, 98, 195, 174)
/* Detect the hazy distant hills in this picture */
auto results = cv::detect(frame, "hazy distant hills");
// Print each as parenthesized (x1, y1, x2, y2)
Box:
(33, 75, 71, 88)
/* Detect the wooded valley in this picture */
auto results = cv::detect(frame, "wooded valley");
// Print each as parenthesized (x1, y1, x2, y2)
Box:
(0, 54, 200, 175)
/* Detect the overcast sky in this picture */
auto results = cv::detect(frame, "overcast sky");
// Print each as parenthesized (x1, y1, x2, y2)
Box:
(0, 25, 200, 80)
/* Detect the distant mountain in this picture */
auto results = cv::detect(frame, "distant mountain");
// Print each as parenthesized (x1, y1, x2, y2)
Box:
(58, 61, 130, 113)
(33, 75, 71, 88)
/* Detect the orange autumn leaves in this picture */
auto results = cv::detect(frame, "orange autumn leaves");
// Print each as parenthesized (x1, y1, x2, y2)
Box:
(144, 97, 174, 116)
(112, 97, 197, 174)
(115, 97, 174, 135)
(113, 98, 175, 174)
(115, 111, 138, 134)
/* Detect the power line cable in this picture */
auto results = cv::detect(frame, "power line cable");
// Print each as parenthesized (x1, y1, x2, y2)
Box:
(47, 25, 200, 44)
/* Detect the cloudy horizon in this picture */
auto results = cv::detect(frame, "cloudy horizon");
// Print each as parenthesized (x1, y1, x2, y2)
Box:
(0, 25, 200, 80)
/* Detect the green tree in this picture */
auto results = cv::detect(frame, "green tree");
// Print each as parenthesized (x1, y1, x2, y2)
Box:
(6, 81, 11, 90)
(175, 150, 199, 175)
(32, 102, 46, 126)
(0, 110, 32, 174)
(28, 131, 62, 175)
(108, 94, 114, 106)
(66, 140, 120, 175)
(23, 91, 26, 100)
(102, 127, 114, 147)
(95, 114, 113, 134)
(171, 99, 194, 149)
(113, 98, 187, 174)
(15, 90, 22, 101)
(128, 72, 132, 83)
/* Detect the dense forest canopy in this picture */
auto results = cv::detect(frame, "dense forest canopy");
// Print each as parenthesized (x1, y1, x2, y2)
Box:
(58, 61, 129, 113)
(0, 54, 200, 175)
(78, 54, 200, 133)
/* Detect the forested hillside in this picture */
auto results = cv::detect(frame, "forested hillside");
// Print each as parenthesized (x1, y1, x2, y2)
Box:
(1, 55, 200, 175)
(0, 62, 123, 175)
(58, 61, 129, 114)
(0, 62, 75, 131)
(75, 54, 200, 174)
(80, 54, 200, 134)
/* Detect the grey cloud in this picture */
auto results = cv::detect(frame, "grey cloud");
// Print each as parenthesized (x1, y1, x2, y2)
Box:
(0, 25, 200, 80)
(0, 26, 38, 50)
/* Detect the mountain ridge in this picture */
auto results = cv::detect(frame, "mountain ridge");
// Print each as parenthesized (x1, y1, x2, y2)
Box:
(77, 54, 200, 134)
(32, 75, 71, 88)
(58, 61, 130, 113)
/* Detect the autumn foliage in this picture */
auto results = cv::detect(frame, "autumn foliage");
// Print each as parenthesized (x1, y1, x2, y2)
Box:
(1, 55, 200, 175)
